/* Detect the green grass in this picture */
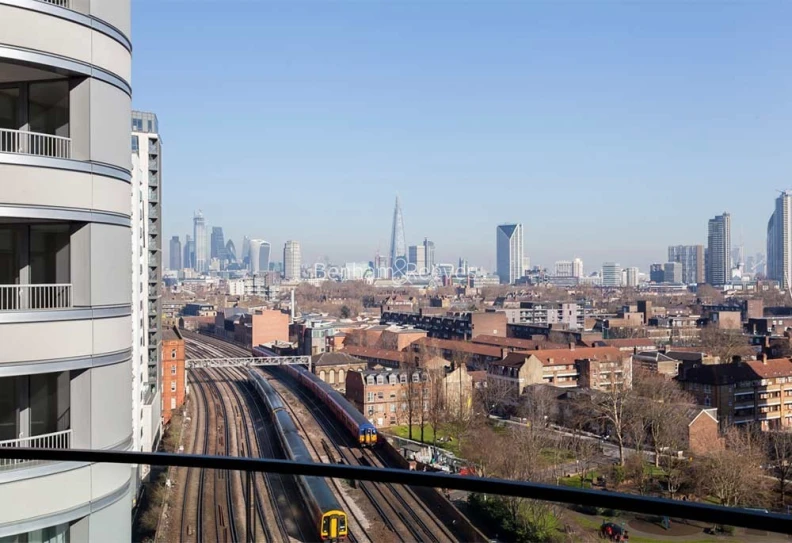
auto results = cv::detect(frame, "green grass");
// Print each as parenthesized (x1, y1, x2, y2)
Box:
(388, 425, 462, 456)
(539, 448, 575, 467)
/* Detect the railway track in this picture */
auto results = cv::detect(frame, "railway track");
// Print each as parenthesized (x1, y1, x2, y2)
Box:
(182, 331, 459, 543)
(273, 371, 454, 543)
(185, 337, 312, 542)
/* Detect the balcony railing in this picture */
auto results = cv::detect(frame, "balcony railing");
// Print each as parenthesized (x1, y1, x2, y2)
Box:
(0, 447, 789, 534)
(0, 284, 72, 311)
(36, 0, 70, 7)
(0, 431, 71, 469)
(0, 129, 71, 159)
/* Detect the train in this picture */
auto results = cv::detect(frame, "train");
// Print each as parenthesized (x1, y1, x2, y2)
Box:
(252, 345, 378, 447)
(248, 369, 348, 541)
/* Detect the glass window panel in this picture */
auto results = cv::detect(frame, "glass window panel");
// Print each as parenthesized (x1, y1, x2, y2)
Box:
(28, 81, 69, 137)
(0, 87, 19, 130)
(0, 377, 18, 441)
(29, 225, 70, 285)
(29, 373, 57, 436)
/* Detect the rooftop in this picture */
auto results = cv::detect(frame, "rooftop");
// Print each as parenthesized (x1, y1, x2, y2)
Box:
(471, 335, 568, 350)
(312, 352, 366, 367)
(412, 337, 503, 358)
(498, 346, 624, 368)
(679, 358, 792, 384)
(343, 345, 408, 363)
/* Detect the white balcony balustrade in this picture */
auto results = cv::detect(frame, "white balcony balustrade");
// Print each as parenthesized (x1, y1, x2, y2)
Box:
(0, 129, 71, 160)
(37, 0, 70, 6)
(0, 284, 73, 311)
(0, 430, 72, 469)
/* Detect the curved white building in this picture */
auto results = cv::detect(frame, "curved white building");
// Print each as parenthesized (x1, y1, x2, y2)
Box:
(0, 0, 133, 540)
(249, 239, 271, 274)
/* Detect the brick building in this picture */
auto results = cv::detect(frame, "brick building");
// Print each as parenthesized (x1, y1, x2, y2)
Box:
(410, 337, 505, 369)
(381, 310, 507, 340)
(342, 345, 408, 368)
(677, 356, 792, 431)
(161, 327, 186, 424)
(487, 347, 630, 399)
(686, 408, 721, 456)
(312, 352, 367, 393)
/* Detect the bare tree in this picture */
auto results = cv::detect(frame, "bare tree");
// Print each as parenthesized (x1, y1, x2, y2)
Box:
(699, 325, 754, 363)
(768, 431, 792, 507)
(633, 367, 695, 466)
(425, 369, 445, 447)
(694, 427, 769, 508)
(587, 378, 635, 465)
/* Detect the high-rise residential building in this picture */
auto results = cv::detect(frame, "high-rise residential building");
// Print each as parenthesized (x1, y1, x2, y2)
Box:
(623, 267, 639, 287)
(707, 213, 731, 286)
(131, 110, 163, 477)
(602, 262, 623, 287)
(408, 245, 426, 272)
(0, 2, 133, 537)
(210, 226, 226, 263)
(663, 262, 683, 283)
(184, 235, 195, 270)
(284, 240, 302, 281)
(650, 263, 665, 283)
(668, 245, 705, 284)
(522, 256, 532, 276)
(423, 238, 436, 272)
(169, 235, 182, 271)
(554, 260, 573, 277)
(226, 239, 238, 264)
(496, 223, 524, 284)
(572, 258, 584, 278)
(389, 197, 407, 275)
(249, 239, 271, 274)
(768, 191, 792, 290)
(193, 210, 207, 273)
(241, 235, 251, 265)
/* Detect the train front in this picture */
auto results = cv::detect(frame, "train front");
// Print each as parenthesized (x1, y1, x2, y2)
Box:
(320, 510, 348, 541)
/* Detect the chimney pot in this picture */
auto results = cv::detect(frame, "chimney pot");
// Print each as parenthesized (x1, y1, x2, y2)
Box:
(762, 353, 768, 365)
(570, 342, 575, 351)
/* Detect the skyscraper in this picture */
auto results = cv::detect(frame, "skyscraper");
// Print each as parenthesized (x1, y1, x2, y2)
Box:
(170, 235, 182, 271)
(389, 196, 407, 275)
(623, 267, 639, 287)
(707, 213, 731, 286)
(668, 245, 705, 284)
(408, 245, 426, 272)
(210, 226, 226, 262)
(572, 258, 584, 278)
(602, 262, 622, 287)
(496, 223, 524, 284)
(249, 239, 271, 274)
(184, 235, 195, 270)
(241, 235, 251, 266)
(554, 260, 573, 277)
(225, 239, 238, 264)
(767, 191, 792, 289)
(664, 262, 683, 283)
(423, 238, 436, 272)
(0, 4, 134, 536)
(283, 240, 302, 281)
(193, 210, 207, 273)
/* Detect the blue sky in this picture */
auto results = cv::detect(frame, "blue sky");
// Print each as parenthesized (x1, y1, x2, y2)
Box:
(132, 1, 792, 272)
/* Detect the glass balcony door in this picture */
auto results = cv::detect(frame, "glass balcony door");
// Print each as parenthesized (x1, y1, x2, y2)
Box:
(0, 373, 70, 442)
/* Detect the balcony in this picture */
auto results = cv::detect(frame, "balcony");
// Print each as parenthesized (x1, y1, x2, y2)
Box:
(0, 447, 789, 536)
(0, 129, 70, 160)
(0, 284, 72, 311)
(148, 189, 159, 202)
(0, 430, 71, 470)
(36, 0, 70, 7)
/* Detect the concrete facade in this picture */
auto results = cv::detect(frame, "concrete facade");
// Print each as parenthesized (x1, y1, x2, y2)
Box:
(0, 0, 133, 538)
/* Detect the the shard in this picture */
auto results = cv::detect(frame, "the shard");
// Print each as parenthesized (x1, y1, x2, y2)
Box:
(389, 196, 407, 276)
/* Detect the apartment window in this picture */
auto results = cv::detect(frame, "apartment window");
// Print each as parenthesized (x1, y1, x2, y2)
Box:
(704, 397, 711, 407)
(377, 392, 384, 400)
(389, 392, 396, 399)
(390, 404, 396, 413)
(401, 402, 407, 411)
(171, 349, 177, 359)
(171, 365, 177, 376)
(366, 392, 373, 402)
(170, 398, 176, 410)
(170, 381, 176, 392)
(703, 385, 712, 393)
(376, 375, 385, 385)
(28, 81, 70, 137)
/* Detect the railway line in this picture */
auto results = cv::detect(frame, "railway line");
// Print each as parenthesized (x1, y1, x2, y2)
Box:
(181, 331, 459, 543)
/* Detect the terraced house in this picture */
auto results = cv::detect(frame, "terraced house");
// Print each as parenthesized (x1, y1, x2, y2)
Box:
(0, 0, 134, 539)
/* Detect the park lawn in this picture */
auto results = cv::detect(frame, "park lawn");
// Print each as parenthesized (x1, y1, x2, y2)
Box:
(539, 447, 575, 467)
(388, 425, 462, 456)
(558, 471, 599, 489)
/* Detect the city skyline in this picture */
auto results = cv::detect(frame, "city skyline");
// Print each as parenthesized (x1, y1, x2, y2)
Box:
(133, 3, 787, 269)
